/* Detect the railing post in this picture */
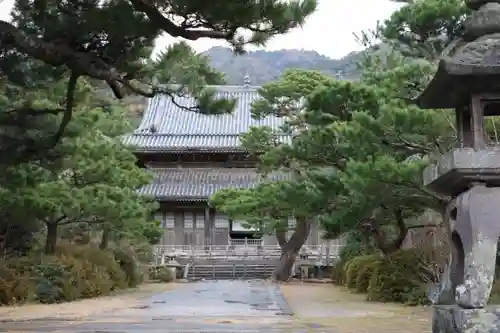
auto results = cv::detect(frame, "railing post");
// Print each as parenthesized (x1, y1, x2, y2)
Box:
(160, 248, 165, 265)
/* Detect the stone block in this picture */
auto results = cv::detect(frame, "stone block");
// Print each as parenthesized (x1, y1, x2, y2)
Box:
(423, 148, 500, 197)
(433, 305, 500, 333)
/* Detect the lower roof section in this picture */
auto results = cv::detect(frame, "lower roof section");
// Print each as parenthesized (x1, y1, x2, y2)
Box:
(122, 134, 291, 153)
(123, 134, 243, 152)
(138, 167, 290, 201)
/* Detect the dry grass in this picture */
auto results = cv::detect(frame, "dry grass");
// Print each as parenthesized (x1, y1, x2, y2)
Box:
(280, 282, 432, 333)
(0, 282, 183, 322)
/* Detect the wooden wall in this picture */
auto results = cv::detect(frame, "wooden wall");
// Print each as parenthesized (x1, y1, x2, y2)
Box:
(155, 202, 327, 246)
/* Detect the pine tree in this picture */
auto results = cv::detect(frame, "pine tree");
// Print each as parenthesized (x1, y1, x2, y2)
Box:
(0, 0, 317, 156)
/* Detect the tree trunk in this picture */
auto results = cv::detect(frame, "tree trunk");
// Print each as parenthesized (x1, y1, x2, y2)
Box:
(276, 229, 287, 248)
(370, 208, 408, 255)
(45, 222, 58, 255)
(274, 247, 299, 281)
(99, 226, 110, 250)
(272, 217, 311, 281)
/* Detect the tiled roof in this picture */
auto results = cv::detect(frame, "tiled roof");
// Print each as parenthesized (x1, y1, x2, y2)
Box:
(122, 85, 288, 151)
(138, 168, 290, 201)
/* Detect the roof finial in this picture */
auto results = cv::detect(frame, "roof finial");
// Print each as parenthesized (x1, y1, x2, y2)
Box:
(243, 74, 251, 87)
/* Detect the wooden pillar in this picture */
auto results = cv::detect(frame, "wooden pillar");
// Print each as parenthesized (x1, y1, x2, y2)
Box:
(174, 211, 184, 245)
(204, 207, 211, 245)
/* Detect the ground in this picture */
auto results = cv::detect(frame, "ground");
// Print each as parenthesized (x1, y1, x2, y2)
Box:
(281, 282, 431, 333)
(0, 281, 431, 332)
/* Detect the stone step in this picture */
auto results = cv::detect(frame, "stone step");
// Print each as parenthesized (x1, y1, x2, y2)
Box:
(188, 264, 275, 280)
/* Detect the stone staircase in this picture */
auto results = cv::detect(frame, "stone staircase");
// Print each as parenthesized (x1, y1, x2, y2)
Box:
(186, 262, 276, 280)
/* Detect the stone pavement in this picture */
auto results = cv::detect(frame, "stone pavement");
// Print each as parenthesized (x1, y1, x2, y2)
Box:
(0, 280, 296, 333)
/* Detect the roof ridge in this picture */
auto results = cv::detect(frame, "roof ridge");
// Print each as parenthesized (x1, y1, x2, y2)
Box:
(129, 133, 290, 137)
(132, 133, 241, 137)
(147, 167, 259, 171)
(156, 84, 261, 91)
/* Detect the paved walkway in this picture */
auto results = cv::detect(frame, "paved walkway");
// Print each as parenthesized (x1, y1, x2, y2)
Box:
(0, 281, 432, 333)
(0, 280, 294, 332)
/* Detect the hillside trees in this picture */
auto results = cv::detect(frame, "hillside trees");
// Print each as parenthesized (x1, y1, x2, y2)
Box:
(1, 0, 317, 158)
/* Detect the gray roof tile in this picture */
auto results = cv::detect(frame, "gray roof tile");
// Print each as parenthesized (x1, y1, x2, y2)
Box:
(122, 85, 287, 151)
(139, 168, 290, 201)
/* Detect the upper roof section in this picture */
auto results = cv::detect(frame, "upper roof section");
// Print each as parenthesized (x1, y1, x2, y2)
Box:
(122, 85, 287, 152)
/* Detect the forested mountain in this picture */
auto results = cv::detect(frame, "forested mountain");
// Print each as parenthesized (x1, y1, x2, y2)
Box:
(115, 46, 365, 117)
(202, 47, 363, 85)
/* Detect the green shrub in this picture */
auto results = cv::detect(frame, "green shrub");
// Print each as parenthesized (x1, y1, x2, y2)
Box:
(34, 254, 115, 303)
(0, 244, 138, 305)
(330, 262, 345, 285)
(0, 261, 34, 305)
(367, 248, 431, 305)
(57, 243, 127, 291)
(132, 242, 154, 263)
(34, 258, 68, 303)
(113, 247, 141, 287)
(78, 259, 114, 298)
(339, 241, 367, 263)
(404, 284, 430, 306)
(343, 260, 358, 289)
(355, 256, 381, 293)
(339, 232, 377, 263)
(344, 254, 380, 290)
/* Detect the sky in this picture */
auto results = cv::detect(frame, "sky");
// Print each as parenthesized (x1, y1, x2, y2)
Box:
(0, 0, 400, 60)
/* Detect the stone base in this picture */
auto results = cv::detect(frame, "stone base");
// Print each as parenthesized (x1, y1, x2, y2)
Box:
(433, 305, 500, 333)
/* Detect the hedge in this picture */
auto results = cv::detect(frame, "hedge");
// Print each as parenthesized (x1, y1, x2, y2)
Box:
(0, 243, 147, 305)
(367, 249, 431, 305)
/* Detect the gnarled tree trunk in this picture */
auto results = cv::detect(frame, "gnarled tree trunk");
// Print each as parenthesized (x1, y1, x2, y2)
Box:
(99, 226, 110, 250)
(45, 222, 58, 255)
(369, 209, 408, 255)
(273, 216, 311, 281)
(367, 207, 437, 255)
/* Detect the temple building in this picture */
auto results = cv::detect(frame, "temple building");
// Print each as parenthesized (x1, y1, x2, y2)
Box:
(122, 83, 328, 247)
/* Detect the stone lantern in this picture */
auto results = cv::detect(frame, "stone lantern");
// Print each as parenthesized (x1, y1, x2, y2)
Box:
(415, 1, 500, 331)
